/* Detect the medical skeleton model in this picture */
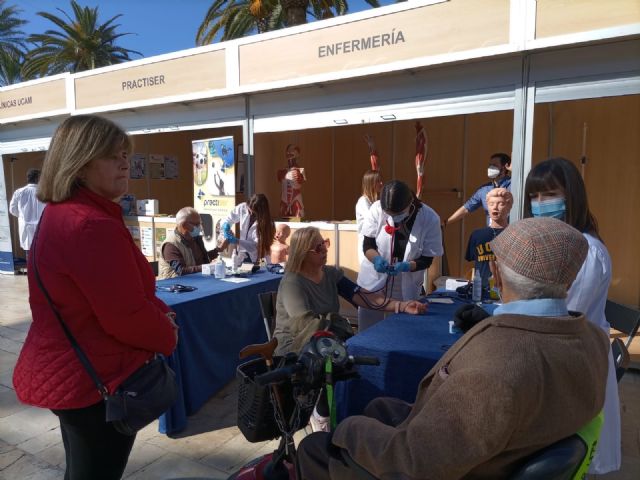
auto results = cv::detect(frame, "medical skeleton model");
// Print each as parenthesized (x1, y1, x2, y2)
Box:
(277, 144, 306, 218)
(364, 134, 380, 171)
(415, 121, 428, 198)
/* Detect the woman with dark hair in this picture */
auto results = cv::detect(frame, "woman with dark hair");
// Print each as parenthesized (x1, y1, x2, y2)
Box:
(356, 169, 383, 264)
(358, 180, 443, 331)
(221, 193, 276, 264)
(524, 157, 620, 474)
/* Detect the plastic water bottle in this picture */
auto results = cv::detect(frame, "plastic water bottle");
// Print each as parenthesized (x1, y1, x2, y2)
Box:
(472, 268, 482, 303)
(231, 248, 238, 272)
(214, 258, 226, 278)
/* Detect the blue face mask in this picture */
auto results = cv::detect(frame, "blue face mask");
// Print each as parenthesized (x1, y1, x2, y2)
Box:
(190, 226, 202, 237)
(391, 212, 409, 224)
(531, 198, 566, 219)
(389, 204, 413, 224)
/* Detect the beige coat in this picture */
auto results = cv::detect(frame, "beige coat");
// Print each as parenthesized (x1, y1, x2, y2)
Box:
(331, 313, 609, 480)
(158, 230, 196, 279)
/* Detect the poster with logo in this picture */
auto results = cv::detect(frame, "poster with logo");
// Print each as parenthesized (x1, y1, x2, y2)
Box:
(192, 136, 235, 251)
(0, 162, 15, 273)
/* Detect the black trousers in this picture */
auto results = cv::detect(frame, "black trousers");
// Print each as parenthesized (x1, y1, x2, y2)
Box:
(52, 401, 136, 480)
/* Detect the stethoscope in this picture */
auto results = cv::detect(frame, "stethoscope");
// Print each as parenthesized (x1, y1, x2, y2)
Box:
(358, 219, 403, 311)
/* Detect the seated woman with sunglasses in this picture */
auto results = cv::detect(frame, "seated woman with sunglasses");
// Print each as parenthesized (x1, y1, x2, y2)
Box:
(273, 226, 426, 432)
(273, 227, 426, 356)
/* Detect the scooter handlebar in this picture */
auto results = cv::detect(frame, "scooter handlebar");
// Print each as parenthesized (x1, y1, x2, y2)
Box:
(350, 356, 380, 366)
(255, 363, 303, 386)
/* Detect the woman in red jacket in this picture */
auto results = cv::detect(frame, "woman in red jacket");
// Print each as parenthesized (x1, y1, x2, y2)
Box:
(13, 115, 178, 480)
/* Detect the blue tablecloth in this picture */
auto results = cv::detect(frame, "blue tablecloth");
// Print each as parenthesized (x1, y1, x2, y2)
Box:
(336, 294, 497, 420)
(154, 271, 282, 434)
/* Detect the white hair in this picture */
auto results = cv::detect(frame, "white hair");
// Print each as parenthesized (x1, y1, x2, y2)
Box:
(176, 207, 198, 225)
(499, 263, 567, 300)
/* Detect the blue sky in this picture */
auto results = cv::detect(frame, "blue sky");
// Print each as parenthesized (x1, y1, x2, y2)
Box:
(16, 0, 394, 59)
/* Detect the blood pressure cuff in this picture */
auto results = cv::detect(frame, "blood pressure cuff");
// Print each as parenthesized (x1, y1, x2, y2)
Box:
(337, 276, 359, 307)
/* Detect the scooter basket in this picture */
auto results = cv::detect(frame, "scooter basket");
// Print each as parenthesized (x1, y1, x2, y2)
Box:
(236, 358, 281, 443)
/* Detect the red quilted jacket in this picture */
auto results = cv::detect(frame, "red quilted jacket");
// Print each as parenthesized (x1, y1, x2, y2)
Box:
(13, 187, 177, 409)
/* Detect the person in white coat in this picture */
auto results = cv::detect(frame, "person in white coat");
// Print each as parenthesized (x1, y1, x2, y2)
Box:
(355, 169, 383, 265)
(524, 157, 620, 474)
(9, 169, 45, 256)
(358, 180, 443, 331)
(220, 193, 275, 265)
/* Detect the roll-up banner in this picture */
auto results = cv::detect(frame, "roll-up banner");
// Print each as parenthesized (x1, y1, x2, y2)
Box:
(0, 157, 15, 273)
(192, 137, 235, 251)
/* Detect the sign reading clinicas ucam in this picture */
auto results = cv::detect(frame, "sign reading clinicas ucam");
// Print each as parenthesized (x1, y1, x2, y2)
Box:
(0, 78, 67, 122)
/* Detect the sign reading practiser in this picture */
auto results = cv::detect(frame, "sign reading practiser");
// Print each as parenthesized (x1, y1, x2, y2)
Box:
(74, 50, 225, 110)
(121, 75, 166, 91)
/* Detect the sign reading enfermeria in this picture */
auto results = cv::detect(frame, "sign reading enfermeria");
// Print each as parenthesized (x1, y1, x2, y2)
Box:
(318, 29, 406, 58)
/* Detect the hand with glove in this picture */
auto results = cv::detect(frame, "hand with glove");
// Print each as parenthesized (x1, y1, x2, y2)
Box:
(387, 261, 411, 276)
(373, 255, 389, 274)
(394, 261, 411, 273)
(452, 304, 490, 333)
(222, 222, 238, 244)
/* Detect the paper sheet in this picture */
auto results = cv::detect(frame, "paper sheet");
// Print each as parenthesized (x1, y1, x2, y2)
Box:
(220, 277, 251, 283)
(427, 297, 454, 304)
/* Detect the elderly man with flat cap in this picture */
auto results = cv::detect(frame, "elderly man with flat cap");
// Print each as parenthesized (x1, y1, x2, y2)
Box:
(296, 217, 609, 480)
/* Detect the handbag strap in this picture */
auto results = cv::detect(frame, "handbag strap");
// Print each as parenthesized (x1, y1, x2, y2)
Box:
(31, 208, 109, 397)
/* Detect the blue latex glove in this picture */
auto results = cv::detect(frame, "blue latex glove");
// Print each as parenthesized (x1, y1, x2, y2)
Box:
(394, 261, 411, 273)
(373, 256, 389, 274)
(222, 222, 238, 243)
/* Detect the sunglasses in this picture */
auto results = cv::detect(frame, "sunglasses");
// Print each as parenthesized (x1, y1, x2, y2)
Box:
(309, 238, 330, 254)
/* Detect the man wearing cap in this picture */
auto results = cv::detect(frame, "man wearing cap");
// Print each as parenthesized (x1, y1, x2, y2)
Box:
(296, 217, 609, 480)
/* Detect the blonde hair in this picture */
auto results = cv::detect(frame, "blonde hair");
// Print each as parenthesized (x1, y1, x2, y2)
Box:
(38, 115, 132, 203)
(286, 227, 321, 274)
(361, 169, 382, 203)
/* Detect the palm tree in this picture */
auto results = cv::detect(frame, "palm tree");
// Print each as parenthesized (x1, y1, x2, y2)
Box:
(0, 49, 39, 86)
(196, 0, 379, 45)
(196, 0, 278, 44)
(0, 50, 23, 86)
(0, 0, 27, 56)
(22, 0, 141, 78)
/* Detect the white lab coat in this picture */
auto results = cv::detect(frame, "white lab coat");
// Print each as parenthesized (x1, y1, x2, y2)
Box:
(223, 202, 259, 263)
(9, 184, 45, 251)
(358, 201, 443, 300)
(355, 195, 373, 265)
(567, 233, 620, 474)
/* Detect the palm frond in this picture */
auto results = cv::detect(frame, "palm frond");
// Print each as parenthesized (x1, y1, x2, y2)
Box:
(25, 0, 140, 75)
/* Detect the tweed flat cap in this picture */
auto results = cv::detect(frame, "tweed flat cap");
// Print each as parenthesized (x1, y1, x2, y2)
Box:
(490, 217, 588, 285)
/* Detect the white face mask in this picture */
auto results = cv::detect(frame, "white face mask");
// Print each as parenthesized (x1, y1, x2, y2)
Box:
(487, 166, 501, 179)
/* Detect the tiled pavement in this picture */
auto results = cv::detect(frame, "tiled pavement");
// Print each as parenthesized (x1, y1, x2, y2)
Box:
(1, 274, 639, 479)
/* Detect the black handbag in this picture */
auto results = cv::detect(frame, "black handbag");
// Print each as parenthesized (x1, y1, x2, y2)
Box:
(31, 210, 178, 436)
